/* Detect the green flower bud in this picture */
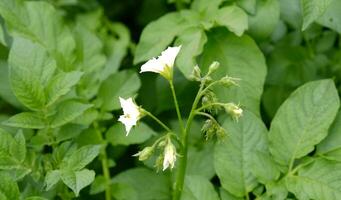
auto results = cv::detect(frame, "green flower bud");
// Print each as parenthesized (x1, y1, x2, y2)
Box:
(202, 90, 220, 114)
(133, 146, 154, 161)
(219, 76, 240, 87)
(207, 61, 220, 75)
(189, 65, 202, 81)
(201, 119, 217, 140)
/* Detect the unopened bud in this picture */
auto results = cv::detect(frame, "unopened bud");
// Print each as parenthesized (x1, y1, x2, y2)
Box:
(202, 90, 220, 114)
(225, 103, 243, 121)
(207, 61, 220, 75)
(189, 65, 201, 81)
(201, 119, 217, 140)
(219, 76, 240, 87)
(163, 142, 177, 171)
(216, 126, 227, 141)
(133, 146, 154, 161)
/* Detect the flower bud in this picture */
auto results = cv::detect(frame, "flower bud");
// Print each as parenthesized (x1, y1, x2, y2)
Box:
(225, 103, 243, 121)
(189, 65, 201, 81)
(207, 61, 220, 75)
(202, 90, 220, 114)
(216, 126, 227, 141)
(219, 76, 240, 87)
(163, 142, 177, 171)
(133, 146, 154, 161)
(201, 119, 217, 140)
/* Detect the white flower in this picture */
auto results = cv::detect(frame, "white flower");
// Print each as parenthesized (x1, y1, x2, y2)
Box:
(140, 46, 181, 80)
(118, 97, 142, 136)
(163, 142, 177, 171)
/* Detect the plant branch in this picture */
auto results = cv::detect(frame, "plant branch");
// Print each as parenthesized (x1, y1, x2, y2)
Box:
(142, 109, 172, 132)
(169, 80, 185, 136)
(94, 122, 111, 200)
(172, 81, 206, 200)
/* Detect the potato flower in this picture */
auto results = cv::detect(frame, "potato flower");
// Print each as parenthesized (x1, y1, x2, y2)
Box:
(163, 142, 177, 171)
(140, 46, 181, 80)
(118, 97, 142, 135)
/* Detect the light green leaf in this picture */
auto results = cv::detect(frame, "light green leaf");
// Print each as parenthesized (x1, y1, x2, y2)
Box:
(25, 197, 49, 200)
(90, 175, 106, 195)
(186, 144, 215, 179)
(0, 1, 75, 70)
(286, 159, 341, 200)
(2, 112, 45, 129)
(175, 27, 207, 77)
(97, 70, 140, 111)
(214, 111, 268, 197)
(106, 122, 156, 146)
(317, 0, 341, 33)
(0, 61, 22, 108)
(181, 175, 219, 200)
(0, 150, 20, 170)
(111, 183, 138, 200)
(45, 170, 61, 191)
(0, 172, 20, 200)
(237, 0, 256, 15)
(248, 0, 280, 40)
(214, 5, 248, 37)
(199, 29, 267, 116)
(250, 151, 280, 184)
(9, 37, 56, 110)
(220, 188, 243, 200)
(62, 145, 101, 171)
(111, 168, 170, 200)
(134, 10, 200, 65)
(50, 100, 93, 128)
(61, 169, 95, 197)
(317, 110, 341, 156)
(269, 80, 340, 170)
(301, 0, 332, 30)
(10, 130, 26, 163)
(46, 71, 83, 106)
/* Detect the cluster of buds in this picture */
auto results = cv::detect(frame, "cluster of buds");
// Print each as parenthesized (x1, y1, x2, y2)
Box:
(224, 103, 243, 121)
(201, 119, 226, 140)
(133, 134, 178, 171)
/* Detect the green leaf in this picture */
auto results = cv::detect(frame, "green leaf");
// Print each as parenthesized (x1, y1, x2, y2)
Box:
(90, 175, 106, 195)
(45, 170, 61, 191)
(301, 0, 332, 30)
(214, 5, 248, 37)
(10, 130, 26, 163)
(199, 29, 267, 116)
(317, 110, 341, 156)
(286, 159, 341, 200)
(61, 169, 95, 197)
(9, 37, 56, 110)
(111, 168, 170, 200)
(0, 150, 20, 170)
(62, 145, 101, 171)
(50, 100, 93, 128)
(220, 188, 243, 200)
(0, 1, 75, 70)
(186, 144, 215, 179)
(269, 80, 340, 170)
(97, 70, 140, 111)
(25, 197, 48, 200)
(111, 183, 138, 200)
(2, 112, 45, 129)
(46, 71, 83, 106)
(317, 0, 341, 33)
(0, 172, 20, 200)
(0, 61, 22, 108)
(181, 175, 219, 200)
(237, 0, 256, 15)
(250, 151, 280, 184)
(248, 0, 280, 40)
(106, 122, 156, 146)
(214, 111, 268, 197)
(174, 28, 207, 77)
(134, 10, 200, 65)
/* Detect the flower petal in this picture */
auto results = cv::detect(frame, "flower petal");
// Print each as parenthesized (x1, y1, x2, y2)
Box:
(158, 46, 181, 68)
(140, 58, 164, 74)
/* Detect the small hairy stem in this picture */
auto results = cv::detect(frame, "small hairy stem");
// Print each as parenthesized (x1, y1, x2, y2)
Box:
(169, 80, 185, 136)
(195, 102, 228, 112)
(195, 111, 219, 124)
(142, 110, 172, 132)
(172, 81, 206, 200)
(94, 122, 112, 200)
(199, 80, 220, 96)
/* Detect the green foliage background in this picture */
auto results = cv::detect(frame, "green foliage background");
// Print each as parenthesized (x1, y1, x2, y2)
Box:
(0, 0, 341, 199)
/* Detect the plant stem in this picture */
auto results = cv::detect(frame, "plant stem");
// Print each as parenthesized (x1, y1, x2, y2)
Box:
(195, 111, 219, 124)
(195, 102, 228, 112)
(172, 81, 206, 200)
(142, 110, 172, 132)
(94, 122, 111, 200)
(169, 80, 185, 136)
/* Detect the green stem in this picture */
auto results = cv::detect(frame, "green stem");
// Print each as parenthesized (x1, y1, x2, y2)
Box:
(94, 122, 111, 200)
(175, 0, 184, 10)
(169, 80, 185, 136)
(172, 81, 206, 200)
(195, 102, 228, 112)
(195, 111, 219, 124)
(142, 110, 172, 132)
(246, 192, 250, 200)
